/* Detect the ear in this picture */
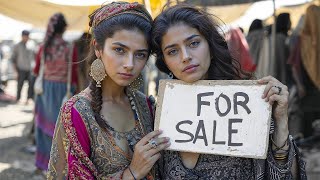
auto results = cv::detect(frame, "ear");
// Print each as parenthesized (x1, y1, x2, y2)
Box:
(92, 39, 102, 58)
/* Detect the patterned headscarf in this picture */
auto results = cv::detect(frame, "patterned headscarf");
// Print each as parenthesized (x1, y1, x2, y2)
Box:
(44, 13, 67, 44)
(89, 1, 152, 29)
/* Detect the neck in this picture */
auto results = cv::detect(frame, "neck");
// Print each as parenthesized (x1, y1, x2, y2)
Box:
(101, 77, 127, 102)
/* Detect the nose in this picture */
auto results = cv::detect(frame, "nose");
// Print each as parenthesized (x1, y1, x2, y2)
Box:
(181, 47, 191, 63)
(123, 54, 134, 70)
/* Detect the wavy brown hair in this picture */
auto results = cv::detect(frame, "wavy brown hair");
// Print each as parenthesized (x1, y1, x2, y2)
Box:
(152, 4, 252, 80)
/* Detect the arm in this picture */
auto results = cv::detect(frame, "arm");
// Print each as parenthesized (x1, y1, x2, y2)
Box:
(258, 76, 307, 179)
(47, 103, 95, 179)
(10, 44, 18, 72)
(33, 46, 43, 76)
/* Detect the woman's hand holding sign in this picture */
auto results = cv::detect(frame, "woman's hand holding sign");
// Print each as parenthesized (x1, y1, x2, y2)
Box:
(258, 76, 289, 153)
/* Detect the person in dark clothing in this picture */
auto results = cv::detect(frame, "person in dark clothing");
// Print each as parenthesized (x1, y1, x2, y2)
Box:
(10, 30, 34, 104)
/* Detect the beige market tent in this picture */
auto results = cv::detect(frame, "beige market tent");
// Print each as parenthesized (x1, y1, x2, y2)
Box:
(0, 0, 90, 30)
(0, 0, 169, 31)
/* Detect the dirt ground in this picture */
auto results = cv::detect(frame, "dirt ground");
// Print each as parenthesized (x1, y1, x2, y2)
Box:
(0, 80, 319, 179)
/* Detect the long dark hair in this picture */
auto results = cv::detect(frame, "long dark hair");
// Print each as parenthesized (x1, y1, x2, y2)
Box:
(248, 19, 263, 33)
(152, 4, 251, 80)
(44, 13, 67, 59)
(87, 4, 152, 125)
(276, 13, 291, 36)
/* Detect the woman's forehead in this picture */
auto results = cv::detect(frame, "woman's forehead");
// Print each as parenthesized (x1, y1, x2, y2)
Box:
(161, 23, 200, 46)
(106, 29, 148, 49)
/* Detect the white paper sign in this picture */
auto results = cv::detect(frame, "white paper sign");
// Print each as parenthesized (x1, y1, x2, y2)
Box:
(155, 80, 272, 159)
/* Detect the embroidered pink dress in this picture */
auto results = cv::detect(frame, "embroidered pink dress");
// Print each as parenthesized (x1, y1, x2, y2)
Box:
(47, 90, 158, 179)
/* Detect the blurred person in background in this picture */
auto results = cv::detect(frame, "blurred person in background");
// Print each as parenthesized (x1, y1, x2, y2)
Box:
(246, 19, 264, 66)
(33, 13, 78, 172)
(298, 4, 320, 139)
(226, 27, 256, 73)
(10, 30, 35, 104)
(274, 13, 292, 87)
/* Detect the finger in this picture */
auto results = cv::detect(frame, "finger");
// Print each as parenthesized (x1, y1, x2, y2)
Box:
(265, 86, 280, 102)
(143, 137, 170, 151)
(146, 141, 171, 156)
(262, 82, 276, 98)
(138, 130, 162, 146)
(268, 94, 280, 106)
(146, 153, 161, 166)
(268, 94, 286, 106)
(257, 76, 276, 84)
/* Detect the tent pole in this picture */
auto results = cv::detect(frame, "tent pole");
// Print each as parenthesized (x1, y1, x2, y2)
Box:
(271, 0, 276, 73)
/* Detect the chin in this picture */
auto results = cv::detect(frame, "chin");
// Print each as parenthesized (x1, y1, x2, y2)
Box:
(179, 75, 202, 83)
(115, 80, 131, 87)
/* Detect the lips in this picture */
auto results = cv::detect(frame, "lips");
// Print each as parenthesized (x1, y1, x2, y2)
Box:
(119, 73, 133, 79)
(182, 64, 199, 72)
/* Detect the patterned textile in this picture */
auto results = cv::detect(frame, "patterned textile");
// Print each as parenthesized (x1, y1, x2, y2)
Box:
(159, 121, 307, 179)
(89, 2, 152, 28)
(47, 90, 159, 179)
(33, 38, 78, 83)
(35, 80, 72, 170)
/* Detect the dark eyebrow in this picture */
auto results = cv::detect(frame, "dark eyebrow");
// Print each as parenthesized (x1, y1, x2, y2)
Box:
(185, 34, 200, 42)
(112, 42, 128, 49)
(163, 34, 200, 51)
(112, 42, 148, 52)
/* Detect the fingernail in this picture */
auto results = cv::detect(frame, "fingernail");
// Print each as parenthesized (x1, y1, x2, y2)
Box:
(159, 130, 163, 133)
(166, 137, 170, 141)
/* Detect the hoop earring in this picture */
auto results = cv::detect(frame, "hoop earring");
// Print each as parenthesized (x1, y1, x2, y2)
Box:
(168, 72, 174, 79)
(89, 58, 107, 87)
(129, 74, 143, 92)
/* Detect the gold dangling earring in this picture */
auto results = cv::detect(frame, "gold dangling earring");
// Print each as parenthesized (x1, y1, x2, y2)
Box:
(89, 58, 107, 87)
(129, 74, 143, 92)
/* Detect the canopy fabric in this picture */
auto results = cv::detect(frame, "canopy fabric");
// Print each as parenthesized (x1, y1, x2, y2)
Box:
(0, 0, 169, 31)
(264, 2, 315, 28)
(0, 0, 90, 30)
(207, 3, 252, 25)
(186, 0, 263, 6)
(0, 0, 314, 32)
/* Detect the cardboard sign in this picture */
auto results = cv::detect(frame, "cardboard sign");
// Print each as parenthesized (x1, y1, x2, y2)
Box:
(155, 80, 272, 159)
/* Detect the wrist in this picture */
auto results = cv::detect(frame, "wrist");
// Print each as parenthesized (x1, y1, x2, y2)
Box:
(272, 129, 289, 152)
(128, 166, 138, 180)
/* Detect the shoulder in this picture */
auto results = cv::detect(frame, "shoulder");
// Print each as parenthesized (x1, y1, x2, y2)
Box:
(133, 91, 155, 103)
(13, 43, 20, 49)
(60, 93, 92, 115)
(60, 93, 96, 129)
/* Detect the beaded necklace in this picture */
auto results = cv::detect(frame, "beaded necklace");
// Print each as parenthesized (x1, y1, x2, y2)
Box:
(100, 92, 145, 152)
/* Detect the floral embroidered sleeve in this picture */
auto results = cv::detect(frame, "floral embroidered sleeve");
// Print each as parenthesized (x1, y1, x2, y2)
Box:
(47, 110, 69, 180)
(47, 98, 98, 179)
